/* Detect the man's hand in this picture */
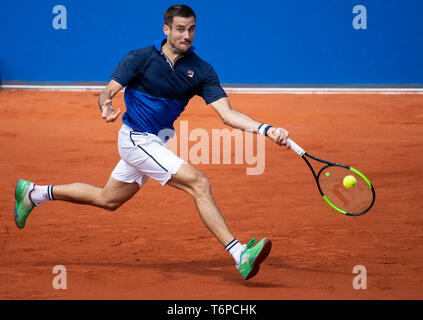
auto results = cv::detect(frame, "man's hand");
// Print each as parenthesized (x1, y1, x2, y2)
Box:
(98, 80, 124, 123)
(101, 99, 122, 123)
(267, 127, 291, 149)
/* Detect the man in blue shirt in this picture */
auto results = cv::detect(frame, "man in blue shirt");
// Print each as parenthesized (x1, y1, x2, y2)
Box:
(14, 5, 290, 281)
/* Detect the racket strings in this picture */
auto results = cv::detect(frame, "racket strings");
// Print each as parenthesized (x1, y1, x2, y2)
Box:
(319, 166, 373, 214)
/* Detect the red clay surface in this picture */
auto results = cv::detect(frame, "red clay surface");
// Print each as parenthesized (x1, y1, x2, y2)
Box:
(0, 89, 422, 299)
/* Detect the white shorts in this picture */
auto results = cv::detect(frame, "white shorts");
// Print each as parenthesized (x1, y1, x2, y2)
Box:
(111, 124, 185, 187)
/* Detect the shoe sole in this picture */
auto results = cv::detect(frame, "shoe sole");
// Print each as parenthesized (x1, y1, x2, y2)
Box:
(244, 238, 272, 280)
(14, 179, 24, 229)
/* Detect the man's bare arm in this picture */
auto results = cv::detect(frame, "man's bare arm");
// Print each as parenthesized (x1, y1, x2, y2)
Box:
(98, 79, 124, 109)
(98, 80, 124, 123)
(210, 97, 290, 148)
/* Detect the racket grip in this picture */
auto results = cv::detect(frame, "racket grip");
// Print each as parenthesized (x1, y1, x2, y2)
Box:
(287, 138, 305, 156)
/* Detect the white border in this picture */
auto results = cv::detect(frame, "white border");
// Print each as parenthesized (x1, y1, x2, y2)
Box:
(1, 84, 423, 94)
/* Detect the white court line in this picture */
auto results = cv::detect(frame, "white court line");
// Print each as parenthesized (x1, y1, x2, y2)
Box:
(1, 84, 106, 92)
(224, 87, 423, 94)
(1, 84, 423, 94)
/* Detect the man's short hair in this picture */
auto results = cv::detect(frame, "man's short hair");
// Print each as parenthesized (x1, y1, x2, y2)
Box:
(164, 4, 196, 27)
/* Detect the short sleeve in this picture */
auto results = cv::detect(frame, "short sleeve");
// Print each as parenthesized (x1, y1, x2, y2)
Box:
(111, 50, 144, 87)
(198, 66, 227, 104)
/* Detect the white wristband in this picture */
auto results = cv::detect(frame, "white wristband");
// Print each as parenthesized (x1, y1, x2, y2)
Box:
(258, 123, 272, 136)
(101, 104, 114, 112)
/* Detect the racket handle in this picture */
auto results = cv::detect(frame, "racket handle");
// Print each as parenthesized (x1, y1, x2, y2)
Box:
(287, 138, 305, 156)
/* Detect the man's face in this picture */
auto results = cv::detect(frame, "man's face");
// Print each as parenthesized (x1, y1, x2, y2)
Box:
(164, 16, 196, 54)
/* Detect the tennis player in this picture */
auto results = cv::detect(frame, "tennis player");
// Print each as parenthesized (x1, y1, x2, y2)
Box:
(14, 4, 290, 280)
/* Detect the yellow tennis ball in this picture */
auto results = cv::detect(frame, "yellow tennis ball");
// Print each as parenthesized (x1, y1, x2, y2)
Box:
(343, 175, 357, 189)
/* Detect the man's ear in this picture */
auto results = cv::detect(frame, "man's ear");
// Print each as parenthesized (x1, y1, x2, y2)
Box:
(163, 24, 170, 37)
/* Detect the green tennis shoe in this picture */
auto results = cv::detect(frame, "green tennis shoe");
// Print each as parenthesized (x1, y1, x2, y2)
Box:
(14, 179, 36, 229)
(237, 238, 272, 280)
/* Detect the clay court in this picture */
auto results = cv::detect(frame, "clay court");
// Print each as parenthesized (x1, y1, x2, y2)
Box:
(0, 89, 422, 299)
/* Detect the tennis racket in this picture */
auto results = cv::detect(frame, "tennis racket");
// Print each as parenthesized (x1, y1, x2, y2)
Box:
(287, 138, 375, 216)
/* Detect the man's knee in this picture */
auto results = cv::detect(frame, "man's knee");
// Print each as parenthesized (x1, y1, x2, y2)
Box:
(96, 193, 123, 211)
(102, 201, 122, 212)
(168, 163, 212, 198)
(96, 178, 139, 211)
(192, 174, 211, 198)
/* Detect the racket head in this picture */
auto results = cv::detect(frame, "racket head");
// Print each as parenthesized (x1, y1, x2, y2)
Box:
(316, 164, 375, 216)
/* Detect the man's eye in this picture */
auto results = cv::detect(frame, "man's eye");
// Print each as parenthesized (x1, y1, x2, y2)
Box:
(177, 28, 184, 32)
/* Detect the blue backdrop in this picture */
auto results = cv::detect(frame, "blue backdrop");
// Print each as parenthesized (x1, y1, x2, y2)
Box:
(1, 0, 422, 85)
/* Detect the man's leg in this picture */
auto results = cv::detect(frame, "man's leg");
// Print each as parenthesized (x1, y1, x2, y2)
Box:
(14, 176, 139, 229)
(52, 176, 140, 211)
(166, 162, 234, 247)
(166, 162, 272, 280)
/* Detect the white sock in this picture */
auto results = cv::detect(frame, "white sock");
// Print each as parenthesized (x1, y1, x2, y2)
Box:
(29, 185, 55, 206)
(225, 239, 246, 266)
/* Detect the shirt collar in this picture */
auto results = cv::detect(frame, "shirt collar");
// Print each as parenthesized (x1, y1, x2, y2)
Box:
(153, 38, 195, 55)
